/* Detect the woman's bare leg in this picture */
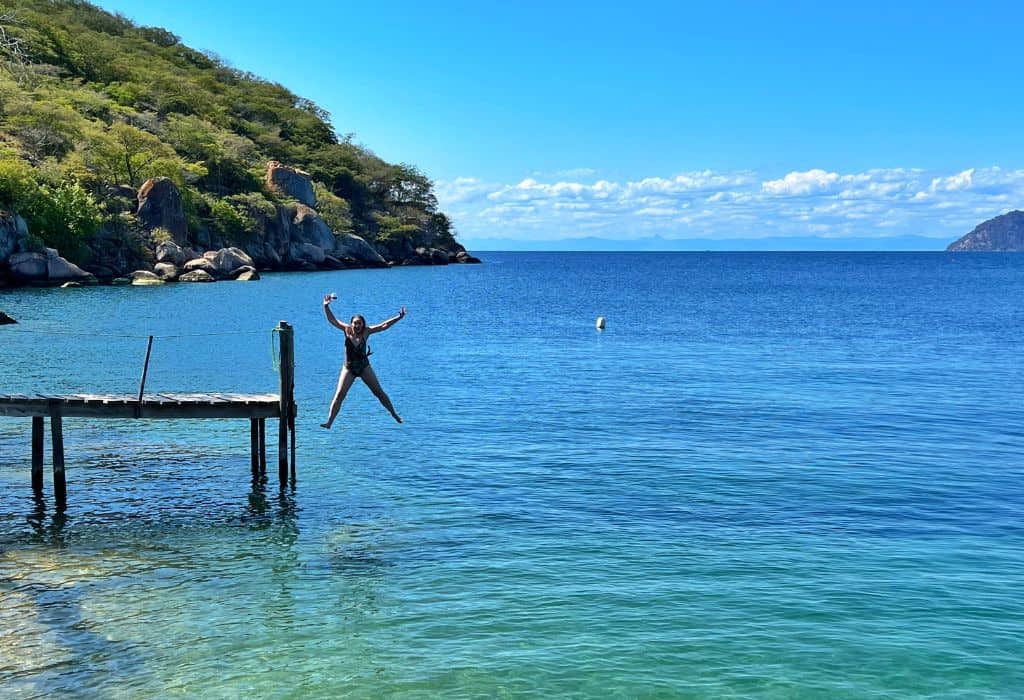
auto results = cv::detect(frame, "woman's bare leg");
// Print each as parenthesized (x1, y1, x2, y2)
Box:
(322, 368, 356, 428)
(360, 366, 402, 423)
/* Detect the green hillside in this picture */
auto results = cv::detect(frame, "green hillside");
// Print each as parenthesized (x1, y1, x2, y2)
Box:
(0, 0, 459, 269)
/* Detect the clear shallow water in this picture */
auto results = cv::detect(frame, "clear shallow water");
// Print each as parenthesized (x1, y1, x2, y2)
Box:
(0, 252, 1022, 698)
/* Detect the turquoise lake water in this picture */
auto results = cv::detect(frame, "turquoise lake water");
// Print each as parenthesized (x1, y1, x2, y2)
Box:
(1, 252, 1022, 698)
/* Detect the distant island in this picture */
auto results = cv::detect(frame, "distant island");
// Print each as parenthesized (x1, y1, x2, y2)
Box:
(947, 210, 1024, 252)
(0, 1, 476, 289)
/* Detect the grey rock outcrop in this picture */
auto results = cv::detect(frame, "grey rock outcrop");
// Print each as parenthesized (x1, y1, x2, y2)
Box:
(204, 247, 254, 276)
(155, 241, 196, 267)
(335, 233, 386, 265)
(266, 161, 316, 208)
(455, 250, 481, 264)
(291, 205, 335, 250)
(183, 257, 217, 275)
(948, 210, 1024, 251)
(137, 177, 188, 244)
(416, 247, 451, 265)
(154, 262, 179, 280)
(234, 267, 260, 281)
(46, 248, 94, 282)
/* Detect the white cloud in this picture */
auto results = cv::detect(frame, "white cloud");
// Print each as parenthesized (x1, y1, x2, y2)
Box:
(931, 168, 975, 192)
(761, 169, 841, 196)
(437, 166, 1024, 244)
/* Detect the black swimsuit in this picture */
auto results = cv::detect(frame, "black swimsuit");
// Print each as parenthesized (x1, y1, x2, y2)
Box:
(345, 334, 371, 376)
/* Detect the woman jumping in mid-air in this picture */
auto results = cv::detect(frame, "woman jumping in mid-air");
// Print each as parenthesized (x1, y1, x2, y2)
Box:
(321, 293, 405, 428)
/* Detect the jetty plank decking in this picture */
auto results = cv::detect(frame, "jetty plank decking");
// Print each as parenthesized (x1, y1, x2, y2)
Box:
(0, 321, 297, 506)
(0, 392, 282, 418)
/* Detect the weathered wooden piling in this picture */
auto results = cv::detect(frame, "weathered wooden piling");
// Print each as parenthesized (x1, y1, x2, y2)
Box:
(250, 418, 259, 477)
(258, 418, 267, 476)
(49, 403, 66, 505)
(31, 416, 44, 492)
(276, 321, 295, 486)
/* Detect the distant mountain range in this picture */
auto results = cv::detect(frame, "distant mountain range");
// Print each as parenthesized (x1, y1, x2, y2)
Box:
(462, 235, 951, 252)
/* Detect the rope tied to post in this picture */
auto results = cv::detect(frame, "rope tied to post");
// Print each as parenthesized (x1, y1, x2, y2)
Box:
(270, 326, 281, 372)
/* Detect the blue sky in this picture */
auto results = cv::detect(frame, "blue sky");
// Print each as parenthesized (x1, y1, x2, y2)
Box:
(96, 0, 1024, 248)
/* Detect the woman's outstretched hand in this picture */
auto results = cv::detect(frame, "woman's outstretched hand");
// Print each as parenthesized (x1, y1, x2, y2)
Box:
(398, 306, 406, 319)
(323, 293, 335, 307)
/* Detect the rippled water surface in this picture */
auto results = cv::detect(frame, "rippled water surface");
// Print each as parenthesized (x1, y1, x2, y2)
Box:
(1, 252, 1022, 698)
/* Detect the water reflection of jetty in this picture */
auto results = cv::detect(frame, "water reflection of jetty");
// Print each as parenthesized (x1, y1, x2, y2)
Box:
(0, 322, 298, 506)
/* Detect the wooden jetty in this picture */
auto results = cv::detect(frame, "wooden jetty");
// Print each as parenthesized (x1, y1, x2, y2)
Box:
(0, 321, 297, 505)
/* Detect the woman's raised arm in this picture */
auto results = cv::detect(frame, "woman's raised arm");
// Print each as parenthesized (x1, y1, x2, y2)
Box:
(323, 294, 348, 331)
(369, 306, 406, 334)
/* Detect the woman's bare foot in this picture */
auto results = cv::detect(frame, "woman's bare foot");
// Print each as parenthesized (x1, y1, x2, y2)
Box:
(392, 413, 402, 424)
(320, 422, 332, 429)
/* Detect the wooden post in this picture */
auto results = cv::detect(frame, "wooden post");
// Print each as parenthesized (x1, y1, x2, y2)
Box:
(137, 335, 154, 408)
(276, 321, 294, 485)
(289, 410, 296, 483)
(250, 418, 259, 477)
(49, 404, 66, 506)
(258, 418, 267, 476)
(31, 416, 44, 492)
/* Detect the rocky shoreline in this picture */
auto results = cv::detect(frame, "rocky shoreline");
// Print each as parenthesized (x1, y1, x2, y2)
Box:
(0, 161, 479, 289)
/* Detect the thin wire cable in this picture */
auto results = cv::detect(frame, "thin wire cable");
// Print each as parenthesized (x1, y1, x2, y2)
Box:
(2, 328, 269, 339)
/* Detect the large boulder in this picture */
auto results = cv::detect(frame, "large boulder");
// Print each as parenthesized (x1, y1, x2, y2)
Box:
(233, 266, 260, 281)
(154, 262, 179, 280)
(203, 247, 254, 276)
(183, 257, 217, 275)
(46, 248, 95, 282)
(155, 241, 196, 267)
(266, 161, 316, 208)
(137, 177, 188, 244)
(131, 270, 164, 286)
(335, 233, 387, 266)
(455, 250, 482, 264)
(416, 247, 450, 266)
(291, 205, 335, 249)
(9, 252, 48, 283)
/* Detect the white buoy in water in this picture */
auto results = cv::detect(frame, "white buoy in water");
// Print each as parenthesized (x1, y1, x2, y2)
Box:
(595, 316, 606, 330)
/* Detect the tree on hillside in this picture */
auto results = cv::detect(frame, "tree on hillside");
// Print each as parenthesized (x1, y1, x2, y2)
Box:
(85, 122, 178, 188)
